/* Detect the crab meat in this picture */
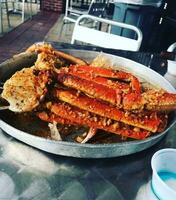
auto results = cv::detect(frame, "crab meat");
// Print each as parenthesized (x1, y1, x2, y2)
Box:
(57, 65, 176, 112)
(2, 68, 52, 112)
(65, 65, 141, 92)
(54, 88, 163, 132)
(49, 102, 151, 140)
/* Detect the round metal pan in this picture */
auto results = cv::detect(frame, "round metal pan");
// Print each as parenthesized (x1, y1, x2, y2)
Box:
(0, 50, 175, 158)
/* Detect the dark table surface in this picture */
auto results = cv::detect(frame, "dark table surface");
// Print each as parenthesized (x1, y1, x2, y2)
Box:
(0, 43, 175, 200)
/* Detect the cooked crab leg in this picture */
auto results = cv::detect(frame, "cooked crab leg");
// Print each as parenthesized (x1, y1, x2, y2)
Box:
(66, 65, 141, 93)
(54, 89, 162, 132)
(120, 89, 176, 112)
(37, 111, 98, 143)
(26, 43, 87, 65)
(57, 73, 122, 106)
(37, 111, 77, 125)
(59, 66, 130, 92)
(57, 72, 145, 111)
(49, 102, 151, 140)
(142, 90, 176, 112)
(57, 69, 176, 112)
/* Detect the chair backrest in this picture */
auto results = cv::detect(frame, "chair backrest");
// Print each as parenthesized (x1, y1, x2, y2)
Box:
(167, 42, 176, 52)
(65, 0, 95, 17)
(88, 2, 107, 17)
(71, 14, 143, 51)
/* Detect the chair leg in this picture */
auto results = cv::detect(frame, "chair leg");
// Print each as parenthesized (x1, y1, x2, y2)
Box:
(22, 0, 25, 22)
(0, 4, 3, 34)
(26, 0, 32, 19)
(36, 0, 40, 11)
(5, 0, 11, 28)
(12, 1, 15, 11)
(59, 20, 66, 40)
(16, 0, 21, 11)
(29, 0, 33, 19)
(107, 24, 111, 33)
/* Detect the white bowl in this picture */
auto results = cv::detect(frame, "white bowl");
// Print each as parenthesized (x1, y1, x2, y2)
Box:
(151, 148, 176, 200)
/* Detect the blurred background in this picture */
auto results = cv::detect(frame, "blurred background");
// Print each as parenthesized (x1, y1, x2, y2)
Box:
(0, 0, 175, 55)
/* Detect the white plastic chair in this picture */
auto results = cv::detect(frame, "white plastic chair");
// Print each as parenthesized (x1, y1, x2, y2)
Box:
(167, 42, 176, 52)
(64, 0, 94, 23)
(60, 1, 107, 38)
(166, 42, 176, 76)
(64, 0, 91, 25)
(71, 14, 143, 51)
(10, 0, 32, 22)
(164, 42, 176, 87)
(63, 0, 107, 24)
